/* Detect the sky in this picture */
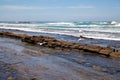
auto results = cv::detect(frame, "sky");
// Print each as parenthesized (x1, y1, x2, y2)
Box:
(0, 0, 120, 21)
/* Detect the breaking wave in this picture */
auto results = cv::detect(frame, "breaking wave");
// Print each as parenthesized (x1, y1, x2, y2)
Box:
(0, 21, 120, 41)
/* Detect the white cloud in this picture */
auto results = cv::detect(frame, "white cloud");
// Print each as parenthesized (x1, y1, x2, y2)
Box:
(1, 0, 16, 1)
(0, 5, 94, 10)
(67, 6, 94, 9)
(0, 5, 36, 10)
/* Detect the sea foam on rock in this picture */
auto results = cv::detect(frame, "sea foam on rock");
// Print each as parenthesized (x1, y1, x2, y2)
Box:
(0, 32, 120, 57)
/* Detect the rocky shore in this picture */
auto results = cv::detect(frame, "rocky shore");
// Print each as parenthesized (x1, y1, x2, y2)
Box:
(0, 32, 120, 57)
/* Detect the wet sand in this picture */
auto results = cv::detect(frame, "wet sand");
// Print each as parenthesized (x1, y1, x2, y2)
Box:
(0, 37, 120, 80)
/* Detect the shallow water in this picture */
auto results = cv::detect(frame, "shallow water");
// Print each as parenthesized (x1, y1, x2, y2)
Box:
(0, 37, 120, 80)
(1, 29, 120, 48)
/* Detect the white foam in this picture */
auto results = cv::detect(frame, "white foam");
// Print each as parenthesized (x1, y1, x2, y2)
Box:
(0, 26, 80, 37)
(80, 35, 120, 41)
(1, 26, 120, 41)
(0, 23, 39, 28)
(81, 28, 120, 33)
(0, 22, 120, 41)
(114, 23, 120, 26)
(111, 21, 118, 24)
(45, 22, 76, 26)
(111, 21, 120, 26)
(0, 22, 76, 28)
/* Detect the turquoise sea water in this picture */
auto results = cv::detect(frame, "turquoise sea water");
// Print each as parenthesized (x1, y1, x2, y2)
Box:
(0, 21, 120, 41)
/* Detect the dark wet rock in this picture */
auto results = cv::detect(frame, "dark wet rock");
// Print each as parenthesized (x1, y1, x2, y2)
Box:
(7, 76, 13, 80)
(0, 61, 17, 80)
(17, 21, 31, 24)
(0, 32, 27, 39)
(0, 31, 120, 57)
(21, 49, 43, 56)
(31, 78, 37, 80)
(80, 35, 93, 39)
(61, 77, 68, 80)
(92, 65, 102, 71)
(74, 58, 85, 63)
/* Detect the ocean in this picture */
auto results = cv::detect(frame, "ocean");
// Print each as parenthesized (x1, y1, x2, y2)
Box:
(0, 21, 120, 47)
(0, 21, 120, 80)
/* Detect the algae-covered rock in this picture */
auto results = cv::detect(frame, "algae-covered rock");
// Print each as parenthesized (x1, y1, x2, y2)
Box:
(83, 46, 101, 53)
(110, 51, 120, 57)
(99, 48, 113, 56)
(0, 31, 120, 58)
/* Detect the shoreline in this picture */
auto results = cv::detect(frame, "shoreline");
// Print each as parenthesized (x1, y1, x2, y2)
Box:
(0, 31, 120, 80)
(0, 31, 120, 58)
(0, 28, 120, 47)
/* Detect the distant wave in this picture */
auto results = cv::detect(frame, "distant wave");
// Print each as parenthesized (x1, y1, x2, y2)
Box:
(0, 21, 120, 41)
(45, 22, 75, 26)
(77, 21, 111, 25)
(0, 22, 76, 28)
(0, 26, 120, 41)
(0, 21, 120, 28)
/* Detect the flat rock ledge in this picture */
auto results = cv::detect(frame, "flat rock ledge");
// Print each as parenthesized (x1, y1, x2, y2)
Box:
(0, 32, 120, 58)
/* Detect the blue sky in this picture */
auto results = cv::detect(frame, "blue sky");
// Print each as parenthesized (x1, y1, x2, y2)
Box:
(0, 0, 120, 21)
